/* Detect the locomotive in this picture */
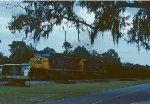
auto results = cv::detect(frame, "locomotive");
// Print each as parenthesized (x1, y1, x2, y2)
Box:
(28, 51, 105, 80)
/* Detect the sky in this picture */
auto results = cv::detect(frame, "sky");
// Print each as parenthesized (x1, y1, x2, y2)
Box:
(0, 1, 150, 65)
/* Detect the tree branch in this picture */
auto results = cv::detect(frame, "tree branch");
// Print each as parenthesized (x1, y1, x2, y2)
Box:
(55, 15, 94, 29)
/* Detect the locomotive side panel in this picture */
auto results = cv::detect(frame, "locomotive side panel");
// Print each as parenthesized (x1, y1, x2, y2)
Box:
(28, 54, 105, 80)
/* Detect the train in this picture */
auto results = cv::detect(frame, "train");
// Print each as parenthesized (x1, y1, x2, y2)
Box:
(28, 53, 105, 80)
(28, 53, 150, 80)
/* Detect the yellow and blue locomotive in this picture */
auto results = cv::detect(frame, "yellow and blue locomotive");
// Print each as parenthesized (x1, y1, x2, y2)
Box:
(28, 51, 105, 80)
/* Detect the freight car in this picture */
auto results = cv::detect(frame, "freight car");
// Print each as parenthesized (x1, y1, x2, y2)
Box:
(28, 54, 105, 80)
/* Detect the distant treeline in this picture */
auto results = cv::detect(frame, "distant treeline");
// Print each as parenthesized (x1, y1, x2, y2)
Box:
(0, 41, 150, 78)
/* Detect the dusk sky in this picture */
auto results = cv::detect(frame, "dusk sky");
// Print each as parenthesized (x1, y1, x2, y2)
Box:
(0, 1, 150, 65)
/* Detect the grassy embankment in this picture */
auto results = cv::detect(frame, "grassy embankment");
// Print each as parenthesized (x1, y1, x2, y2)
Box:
(0, 79, 150, 104)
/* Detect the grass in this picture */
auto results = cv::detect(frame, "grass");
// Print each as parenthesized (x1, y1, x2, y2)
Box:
(0, 79, 150, 104)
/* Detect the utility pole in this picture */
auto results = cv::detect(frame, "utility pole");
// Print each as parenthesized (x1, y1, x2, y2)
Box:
(65, 31, 66, 42)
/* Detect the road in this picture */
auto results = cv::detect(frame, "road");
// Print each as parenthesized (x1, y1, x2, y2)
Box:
(40, 83, 150, 104)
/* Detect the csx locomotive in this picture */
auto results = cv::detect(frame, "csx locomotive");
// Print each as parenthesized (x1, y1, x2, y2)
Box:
(28, 52, 105, 80)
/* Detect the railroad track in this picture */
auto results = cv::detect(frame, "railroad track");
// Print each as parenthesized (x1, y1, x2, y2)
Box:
(0, 78, 102, 86)
(0, 78, 139, 87)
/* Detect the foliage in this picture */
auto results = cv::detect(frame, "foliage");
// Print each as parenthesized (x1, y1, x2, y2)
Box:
(72, 46, 90, 58)
(127, 2, 150, 50)
(9, 41, 35, 63)
(90, 50, 103, 60)
(8, 1, 79, 43)
(123, 62, 150, 70)
(43, 47, 56, 53)
(62, 41, 73, 54)
(0, 52, 9, 64)
(7, 1, 150, 50)
(102, 49, 121, 66)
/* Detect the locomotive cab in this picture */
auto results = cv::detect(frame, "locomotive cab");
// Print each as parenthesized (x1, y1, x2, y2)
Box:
(29, 56, 50, 79)
(30, 56, 50, 69)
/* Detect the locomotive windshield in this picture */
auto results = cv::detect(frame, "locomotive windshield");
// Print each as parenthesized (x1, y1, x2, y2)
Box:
(34, 61, 42, 64)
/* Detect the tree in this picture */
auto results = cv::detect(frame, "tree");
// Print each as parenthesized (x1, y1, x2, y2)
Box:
(9, 41, 35, 63)
(7, 1, 150, 50)
(0, 52, 9, 64)
(62, 41, 73, 54)
(91, 50, 101, 57)
(72, 46, 90, 58)
(43, 47, 56, 53)
(102, 49, 121, 66)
